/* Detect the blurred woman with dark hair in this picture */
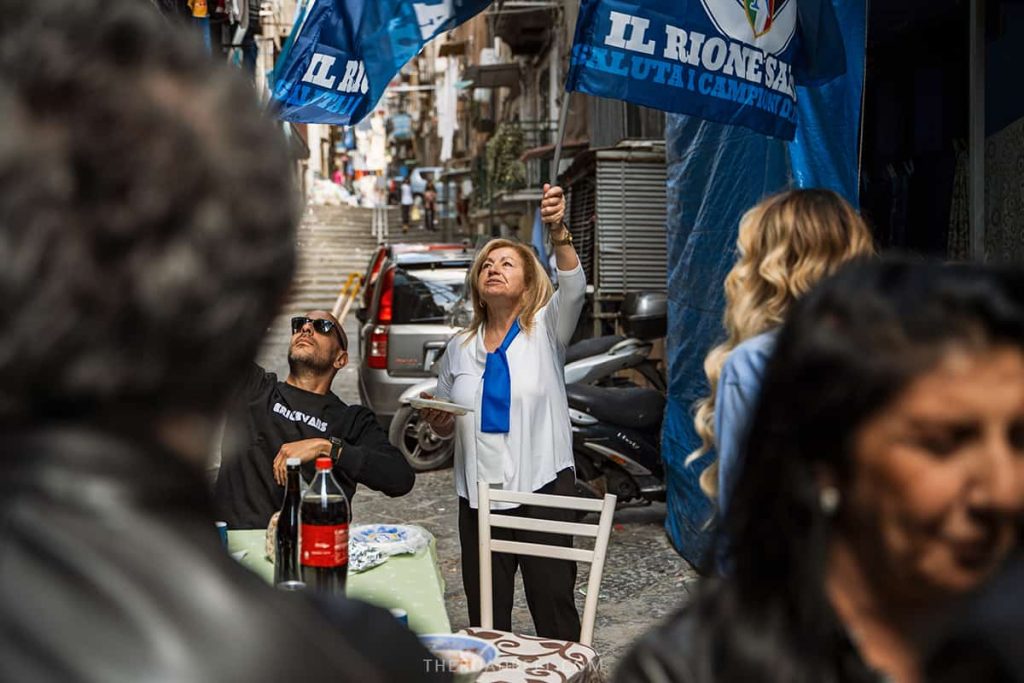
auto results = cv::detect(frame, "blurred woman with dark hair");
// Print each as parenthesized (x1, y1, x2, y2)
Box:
(618, 260, 1024, 683)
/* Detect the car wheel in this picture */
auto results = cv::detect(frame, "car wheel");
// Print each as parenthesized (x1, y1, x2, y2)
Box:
(388, 405, 455, 471)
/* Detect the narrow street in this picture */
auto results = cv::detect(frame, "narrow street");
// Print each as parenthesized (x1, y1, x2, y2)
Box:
(259, 203, 699, 673)
(19, 3, 1022, 682)
(256, 203, 405, 403)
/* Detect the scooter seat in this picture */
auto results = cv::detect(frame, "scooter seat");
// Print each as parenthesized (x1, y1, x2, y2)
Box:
(564, 335, 625, 364)
(566, 383, 665, 430)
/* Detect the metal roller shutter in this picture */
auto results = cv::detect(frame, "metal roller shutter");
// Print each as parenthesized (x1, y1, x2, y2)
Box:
(567, 175, 596, 284)
(594, 151, 667, 295)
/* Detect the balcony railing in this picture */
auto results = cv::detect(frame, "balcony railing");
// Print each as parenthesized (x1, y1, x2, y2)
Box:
(515, 119, 559, 150)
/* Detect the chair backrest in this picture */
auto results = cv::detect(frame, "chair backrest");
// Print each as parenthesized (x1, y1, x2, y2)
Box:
(477, 481, 617, 647)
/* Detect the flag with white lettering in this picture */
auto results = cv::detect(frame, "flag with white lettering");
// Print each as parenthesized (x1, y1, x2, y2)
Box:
(566, 0, 846, 140)
(272, 0, 491, 124)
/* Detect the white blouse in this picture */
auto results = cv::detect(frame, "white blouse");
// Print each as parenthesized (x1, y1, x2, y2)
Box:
(436, 262, 586, 509)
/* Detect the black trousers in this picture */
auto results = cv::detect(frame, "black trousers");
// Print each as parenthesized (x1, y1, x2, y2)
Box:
(458, 469, 581, 641)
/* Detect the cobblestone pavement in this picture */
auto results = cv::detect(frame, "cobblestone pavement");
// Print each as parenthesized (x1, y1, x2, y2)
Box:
(261, 204, 699, 675)
(352, 470, 699, 673)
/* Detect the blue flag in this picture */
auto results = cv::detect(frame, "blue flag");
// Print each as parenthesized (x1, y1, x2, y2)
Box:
(565, 0, 846, 140)
(272, 0, 491, 124)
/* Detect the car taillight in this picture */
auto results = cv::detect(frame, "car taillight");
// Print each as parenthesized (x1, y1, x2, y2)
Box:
(364, 251, 387, 308)
(369, 252, 385, 281)
(368, 326, 389, 369)
(377, 266, 395, 324)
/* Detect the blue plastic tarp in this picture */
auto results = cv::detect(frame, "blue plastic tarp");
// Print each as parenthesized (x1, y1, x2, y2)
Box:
(662, 117, 789, 567)
(662, 0, 866, 567)
(788, 0, 867, 205)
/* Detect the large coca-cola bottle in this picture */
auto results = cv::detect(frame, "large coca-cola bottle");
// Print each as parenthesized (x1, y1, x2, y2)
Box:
(274, 457, 303, 587)
(300, 456, 350, 595)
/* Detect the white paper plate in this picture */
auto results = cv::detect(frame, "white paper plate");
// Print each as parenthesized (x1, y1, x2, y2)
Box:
(408, 397, 473, 415)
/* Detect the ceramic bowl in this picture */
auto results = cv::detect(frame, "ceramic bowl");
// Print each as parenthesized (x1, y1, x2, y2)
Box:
(419, 633, 498, 682)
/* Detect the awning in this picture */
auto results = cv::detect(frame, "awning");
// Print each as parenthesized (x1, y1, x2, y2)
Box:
(463, 63, 521, 96)
(284, 122, 310, 160)
(441, 167, 472, 179)
(496, 188, 543, 204)
(491, 6, 555, 56)
(520, 138, 589, 162)
(438, 40, 467, 57)
(470, 207, 523, 221)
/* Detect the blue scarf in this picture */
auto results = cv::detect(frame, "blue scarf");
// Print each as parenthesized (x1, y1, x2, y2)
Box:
(480, 319, 521, 433)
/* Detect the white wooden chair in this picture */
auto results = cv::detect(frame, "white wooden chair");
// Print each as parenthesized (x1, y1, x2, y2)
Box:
(476, 480, 616, 647)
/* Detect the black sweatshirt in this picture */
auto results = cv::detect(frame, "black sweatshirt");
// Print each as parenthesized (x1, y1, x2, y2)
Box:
(213, 364, 415, 529)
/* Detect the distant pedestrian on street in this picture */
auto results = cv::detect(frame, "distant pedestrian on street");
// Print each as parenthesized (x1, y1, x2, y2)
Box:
(213, 309, 414, 529)
(618, 259, 1024, 683)
(419, 184, 586, 642)
(400, 176, 414, 233)
(423, 180, 437, 231)
(375, 171, 388, 207)
(0, 0, 438, 679)
(690, 189, 874, 515)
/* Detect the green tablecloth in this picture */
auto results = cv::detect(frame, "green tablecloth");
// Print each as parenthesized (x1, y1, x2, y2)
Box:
(228, 528, 451, 635)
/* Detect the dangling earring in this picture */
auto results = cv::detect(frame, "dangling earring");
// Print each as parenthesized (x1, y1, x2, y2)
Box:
(819, 486, 841, 516)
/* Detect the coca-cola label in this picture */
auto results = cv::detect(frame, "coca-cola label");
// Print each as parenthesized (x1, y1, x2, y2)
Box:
(300, 524, 349, 567)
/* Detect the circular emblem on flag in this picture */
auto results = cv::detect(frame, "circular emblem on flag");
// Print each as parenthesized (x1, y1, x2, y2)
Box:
(700, 0, 797, 55)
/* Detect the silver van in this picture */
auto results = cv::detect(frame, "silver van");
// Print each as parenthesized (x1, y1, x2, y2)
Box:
(357, 245, 472, 427)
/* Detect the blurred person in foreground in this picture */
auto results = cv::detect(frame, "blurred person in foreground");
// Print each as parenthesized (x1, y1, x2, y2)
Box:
(617, 260, 1024, 683)
(213, 309, 414, 530)
(924, 550, 1024, 682)
(420, 184, 585, 640)
(689, 189, 875, 516)
(0, 1, 441, 680)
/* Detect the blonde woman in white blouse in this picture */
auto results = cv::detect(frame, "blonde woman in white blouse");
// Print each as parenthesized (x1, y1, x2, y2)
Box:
(420, 183, 585, 640)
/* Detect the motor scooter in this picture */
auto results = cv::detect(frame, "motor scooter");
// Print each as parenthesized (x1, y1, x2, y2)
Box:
(567, 292, 667, 504)
(567, 382, 665, 504)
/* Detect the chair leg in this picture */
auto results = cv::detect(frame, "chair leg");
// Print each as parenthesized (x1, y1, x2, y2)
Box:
(579, 494, 617, 646)
(477, 482, 493, 630)
(459, 498, 515, 629)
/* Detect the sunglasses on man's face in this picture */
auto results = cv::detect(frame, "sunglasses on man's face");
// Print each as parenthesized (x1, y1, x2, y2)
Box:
(291, 316, 346, 349)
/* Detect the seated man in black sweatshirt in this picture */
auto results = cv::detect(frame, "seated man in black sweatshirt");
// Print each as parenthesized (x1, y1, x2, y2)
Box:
(214, 309, 414, 528)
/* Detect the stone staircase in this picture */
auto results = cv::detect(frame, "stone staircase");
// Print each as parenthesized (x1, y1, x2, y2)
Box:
(255, 203, 429, 404)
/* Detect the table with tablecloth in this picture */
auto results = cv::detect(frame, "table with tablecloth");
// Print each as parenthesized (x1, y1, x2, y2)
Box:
(228, 526, 451, 635)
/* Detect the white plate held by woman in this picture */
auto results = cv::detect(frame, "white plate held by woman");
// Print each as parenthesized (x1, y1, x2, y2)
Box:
(408, 397, 473, 415)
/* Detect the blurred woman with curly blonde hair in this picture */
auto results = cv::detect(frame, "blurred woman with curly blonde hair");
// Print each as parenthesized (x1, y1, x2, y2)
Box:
(690, 189, 874, 513)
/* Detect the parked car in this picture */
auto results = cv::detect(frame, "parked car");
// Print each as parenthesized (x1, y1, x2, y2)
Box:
(357, 242, 467, 329)
(357, 245, 473, 438)
(409, 166, 443, 197)
(433, 179, 457, 220)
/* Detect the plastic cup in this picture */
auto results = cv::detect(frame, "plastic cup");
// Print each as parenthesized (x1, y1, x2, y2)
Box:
(215, 521, 228, 548)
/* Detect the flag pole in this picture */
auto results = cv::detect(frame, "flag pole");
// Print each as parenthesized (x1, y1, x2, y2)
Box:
(549, 93, 571, 186)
